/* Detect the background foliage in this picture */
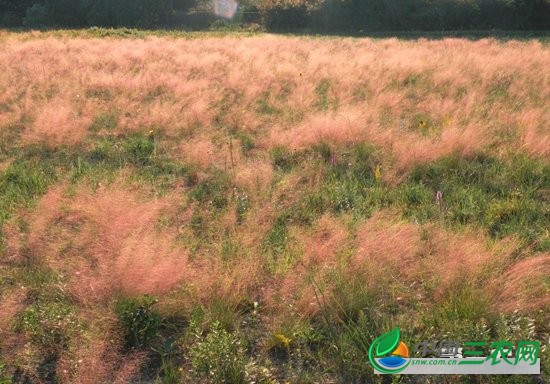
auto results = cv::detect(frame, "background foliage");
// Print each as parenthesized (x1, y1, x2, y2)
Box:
(1, 0, 548, 30)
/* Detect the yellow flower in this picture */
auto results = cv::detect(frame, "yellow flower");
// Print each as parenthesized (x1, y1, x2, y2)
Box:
(374, 164, 382, 181)
(275, 333, 291, 347)
(418, 120, 426, 128)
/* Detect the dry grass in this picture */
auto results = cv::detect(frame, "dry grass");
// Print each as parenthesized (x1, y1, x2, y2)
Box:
(1, 35, 548, 167)
(6, 183, 191, 303)
(351, 211, 519, 303)
(495, 253, 550, 313)
(301, 214, 349, 266)
(64, 318, 147, 384)
(0, 32, 548, 382)
(0, 290, 26, 344)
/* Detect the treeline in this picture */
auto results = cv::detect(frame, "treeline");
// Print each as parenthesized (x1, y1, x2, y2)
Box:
(1, 0, 549, 31)
(258, 0, 549, 31)
(0, 0, 176, 28)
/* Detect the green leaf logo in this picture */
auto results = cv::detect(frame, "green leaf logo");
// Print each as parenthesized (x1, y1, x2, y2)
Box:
(369, 327, 410, 374)
(376, 327, 400, 356)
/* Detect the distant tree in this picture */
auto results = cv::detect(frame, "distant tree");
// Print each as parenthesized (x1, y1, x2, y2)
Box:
(0, 0, 38, 25)
(86, 0, 172, 27)
(258, 0, 322, 30)
(47, 0, 86, 26)
(22, 3, 51, 27)
(513, 0, 550, 29)
(2, 0, 549, 30)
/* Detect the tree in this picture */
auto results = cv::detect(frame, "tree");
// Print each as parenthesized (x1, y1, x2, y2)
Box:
(0, 0, 38, 25)
(47, 0, 86, 26)
(86, 0, 172, 27)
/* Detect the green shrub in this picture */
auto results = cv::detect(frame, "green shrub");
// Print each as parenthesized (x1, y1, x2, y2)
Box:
(188, 321, 247, 384)
(116, 295, 162, 349)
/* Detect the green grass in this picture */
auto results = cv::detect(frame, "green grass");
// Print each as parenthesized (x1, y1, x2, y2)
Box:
(89, 111, 118, 132)
(2, 133, 547, 382)
(409, 153, 550, 249)
(278, 147, 550, 251)
(116, 295, 162, 349)
(1, 32, 548, 382)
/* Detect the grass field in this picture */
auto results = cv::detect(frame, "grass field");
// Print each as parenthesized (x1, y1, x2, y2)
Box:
(0, 30, 548, 383)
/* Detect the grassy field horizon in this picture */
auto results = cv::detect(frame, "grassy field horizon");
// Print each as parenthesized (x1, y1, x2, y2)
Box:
(1, 27, 550, 41)
(0, 30, 548, 383)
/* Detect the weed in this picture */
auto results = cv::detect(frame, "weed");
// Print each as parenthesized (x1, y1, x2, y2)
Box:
(237, 132, 255, 154)
(313, 79, 337, 111)
(125, 133, 155, 166)
(263, 215, 289, 256)
(152, 338, 181, 384)
(18, 299, 77, 351)
(116, 295, 162, 349)
(189, 170, 231, 209)
(188, 321, 247, 384)
(271, 146, 300, 172)
(235, 189, 250, 224)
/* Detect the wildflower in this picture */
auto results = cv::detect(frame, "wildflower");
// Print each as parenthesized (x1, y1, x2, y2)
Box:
(435, 190, 443, 211)
(374, 164, 382, 181)
(275, 334, 291, 347)
(330, 151, 338, 166)
(418, 120, 426, 128)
